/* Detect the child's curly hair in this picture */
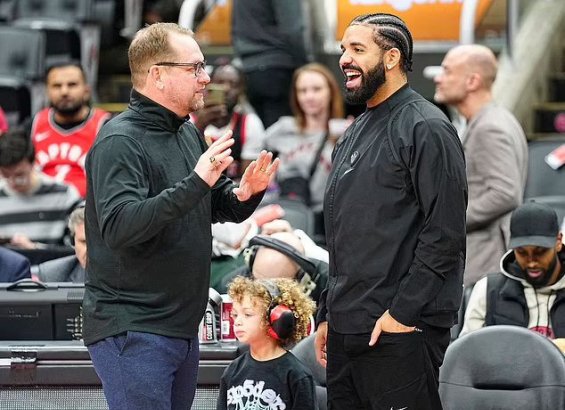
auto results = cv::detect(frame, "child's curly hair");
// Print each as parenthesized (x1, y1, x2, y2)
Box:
(228, 276, 316, 347)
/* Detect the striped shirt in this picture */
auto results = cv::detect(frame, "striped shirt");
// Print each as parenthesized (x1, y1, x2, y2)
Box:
(0, 173, 81, 244)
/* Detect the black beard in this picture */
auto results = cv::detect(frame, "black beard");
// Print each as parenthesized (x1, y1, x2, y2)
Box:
(344, 60, 386, 105)
(524, 256, 558, 288)
(51, 102, 84, 117)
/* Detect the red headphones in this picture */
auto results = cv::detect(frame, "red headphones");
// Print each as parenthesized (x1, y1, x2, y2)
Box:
(259, 280, 296, 341)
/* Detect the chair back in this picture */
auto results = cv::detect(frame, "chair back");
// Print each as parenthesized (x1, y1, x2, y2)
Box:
(16, 0, 93, 23)
(0, 25, 45, 80)
(525, 138, 565, 198)
(439, 325, 565, 409)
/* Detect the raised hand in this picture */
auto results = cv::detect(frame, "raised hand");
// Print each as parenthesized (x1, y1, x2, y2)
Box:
(194, 130, 235, 187)
(233, 150, 280, 202)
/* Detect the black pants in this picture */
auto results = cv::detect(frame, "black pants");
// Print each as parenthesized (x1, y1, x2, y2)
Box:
(244, 68, 294, 128)
(326, 325, 450, 410)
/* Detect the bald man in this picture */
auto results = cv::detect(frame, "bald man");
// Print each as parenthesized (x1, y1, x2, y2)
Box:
(215, 230, 329, 305)
(435, 44, 528, 286)
(251, 232, 305, 280)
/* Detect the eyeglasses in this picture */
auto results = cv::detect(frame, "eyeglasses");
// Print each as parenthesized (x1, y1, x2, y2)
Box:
(150, 61, 207, 77)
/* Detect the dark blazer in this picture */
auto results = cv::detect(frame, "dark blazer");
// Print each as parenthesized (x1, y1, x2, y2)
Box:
(0, 246, 31, 282)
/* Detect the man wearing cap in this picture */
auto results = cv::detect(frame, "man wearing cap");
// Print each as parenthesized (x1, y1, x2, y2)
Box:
(461, 202, 565, 345)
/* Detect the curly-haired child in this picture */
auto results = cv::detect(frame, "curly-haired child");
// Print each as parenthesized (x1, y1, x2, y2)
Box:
(216, 276, 317, 410)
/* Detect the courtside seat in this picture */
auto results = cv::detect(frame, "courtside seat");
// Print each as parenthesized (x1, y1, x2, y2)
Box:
(439, 325, 565, 409)
(524, 137, 565, 199)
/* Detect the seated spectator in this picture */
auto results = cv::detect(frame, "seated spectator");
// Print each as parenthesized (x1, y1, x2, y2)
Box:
(461, 202, 565, 351)
(31, 62, 111, 197)
(210, 204, 286, 286)
(35, 206, 86, 282)
(260, 219, 328, 263)
(216, 232, 328, 306)
(0, 246, 31, 282)
(193, 63, 266, 181)
(0, 129, 82, 249)
(265, 63, 348, 215)
(217, 277, 317, 409)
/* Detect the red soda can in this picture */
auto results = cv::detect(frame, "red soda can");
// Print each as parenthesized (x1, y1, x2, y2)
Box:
(220, 294, 236, 342)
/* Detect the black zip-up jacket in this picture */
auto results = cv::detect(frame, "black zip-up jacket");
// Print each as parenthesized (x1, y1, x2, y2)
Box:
(318, 85, 468, 333)
(83, 90, 262, 345)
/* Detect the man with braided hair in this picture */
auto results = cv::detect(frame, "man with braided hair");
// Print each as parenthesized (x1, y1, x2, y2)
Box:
(314, 13, 468, 409)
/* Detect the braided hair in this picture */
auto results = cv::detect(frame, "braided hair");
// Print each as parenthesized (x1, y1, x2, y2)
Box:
(351, 13, 413, 72)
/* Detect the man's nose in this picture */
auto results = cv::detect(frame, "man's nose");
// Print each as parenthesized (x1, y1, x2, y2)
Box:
(339, 52, 353, 66)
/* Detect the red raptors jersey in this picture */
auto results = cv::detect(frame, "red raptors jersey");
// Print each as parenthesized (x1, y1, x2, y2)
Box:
(31, 107, 110, 197)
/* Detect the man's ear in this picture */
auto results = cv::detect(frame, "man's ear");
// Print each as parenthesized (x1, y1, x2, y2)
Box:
(385, 48, 402, 71)
(466, 72, 483, 92)
(148, 66, 165, 90)
(556, 233, 563, 251)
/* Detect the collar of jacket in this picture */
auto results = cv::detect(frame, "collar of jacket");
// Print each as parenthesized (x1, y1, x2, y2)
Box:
(128, 88, 188, 133)
(366, 83, 412, 114)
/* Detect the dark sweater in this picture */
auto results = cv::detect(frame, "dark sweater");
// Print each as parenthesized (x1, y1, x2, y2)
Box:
(318, 85, 468, 332)
(83, 90, 262, 345)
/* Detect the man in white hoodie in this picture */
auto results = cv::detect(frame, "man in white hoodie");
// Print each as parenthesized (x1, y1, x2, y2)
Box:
(461, 202, 565, 350)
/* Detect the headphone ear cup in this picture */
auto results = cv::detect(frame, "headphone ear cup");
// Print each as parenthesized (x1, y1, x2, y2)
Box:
(243, 245, 258, 270)
(267, 304, 295, 340)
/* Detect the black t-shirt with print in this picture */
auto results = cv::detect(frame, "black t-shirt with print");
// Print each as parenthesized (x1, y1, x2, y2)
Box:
(217, 351, 316, 410)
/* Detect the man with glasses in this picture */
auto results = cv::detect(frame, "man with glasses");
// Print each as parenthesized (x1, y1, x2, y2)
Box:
(35, 205, 87, 282)
(84, 23, 279, 410)
(0, 128, 81, 249)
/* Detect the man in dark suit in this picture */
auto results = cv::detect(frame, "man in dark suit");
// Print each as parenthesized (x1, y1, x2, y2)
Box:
(35, 206, 86, 282)
(0, 246, 31, 282)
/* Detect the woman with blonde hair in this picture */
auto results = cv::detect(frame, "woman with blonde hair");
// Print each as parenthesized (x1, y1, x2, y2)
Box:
(265, 63, 349, 233)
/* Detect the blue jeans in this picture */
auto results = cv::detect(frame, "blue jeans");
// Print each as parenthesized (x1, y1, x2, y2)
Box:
(87, 331, 199, 410)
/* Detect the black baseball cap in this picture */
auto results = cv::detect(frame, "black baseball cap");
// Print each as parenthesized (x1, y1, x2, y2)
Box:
(509, 202, 559, 249)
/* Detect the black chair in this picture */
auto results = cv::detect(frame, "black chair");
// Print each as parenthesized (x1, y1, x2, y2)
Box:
(13, 19, 81, 68)
(0, 25, 46, 126)
(0, 25, 45, 80)
(15, 0, 93, 23)
(450, 283, 474, 341)
(259, 198, 316, 238)
(291, 333, 327, 410)
(439, 325, 565, 409)
(524, 137, 565, 199)
(0, 76, 33, 127)
(0, 0, 15, 21)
